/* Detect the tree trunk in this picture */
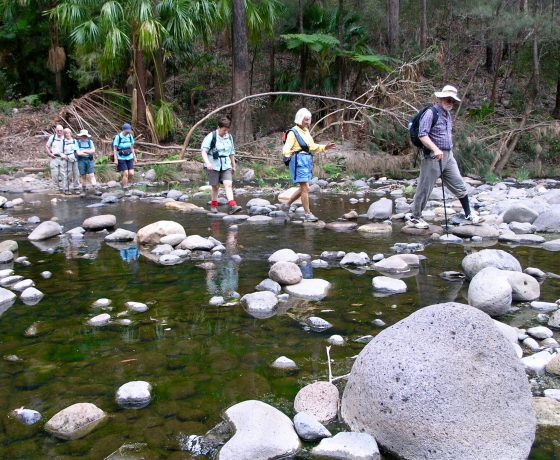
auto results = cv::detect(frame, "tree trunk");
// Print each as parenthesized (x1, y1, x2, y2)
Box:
(489, 41, 503, 108)
(553, 62, 560, 119)
(443, 0, 452, 81)
(420, 0, 427, 51)
(231, 0, 253, 144)
(153, 50, 165, 104)
(133, 38, 148, 130)
(335, 0, 345, 137)
(387, 0, 399, 52)
(485, 45, 493, 73)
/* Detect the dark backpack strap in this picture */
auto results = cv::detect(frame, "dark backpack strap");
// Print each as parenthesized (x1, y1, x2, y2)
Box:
(210, 130, 217, 151)
(429, 106, 439, 129)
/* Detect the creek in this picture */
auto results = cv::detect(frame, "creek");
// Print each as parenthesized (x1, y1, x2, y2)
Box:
(0, 189, 559, 459)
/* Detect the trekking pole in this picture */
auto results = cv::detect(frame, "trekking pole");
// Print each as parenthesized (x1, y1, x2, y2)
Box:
(439, 160, 449, 237)
(66, 160, 70, 194)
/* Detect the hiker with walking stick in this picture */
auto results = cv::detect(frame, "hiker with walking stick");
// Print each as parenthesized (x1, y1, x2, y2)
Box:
(405, 85, 483, 229)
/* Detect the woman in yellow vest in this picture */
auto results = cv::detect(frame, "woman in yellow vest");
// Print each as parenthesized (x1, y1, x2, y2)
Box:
(282, 108, 335, 221)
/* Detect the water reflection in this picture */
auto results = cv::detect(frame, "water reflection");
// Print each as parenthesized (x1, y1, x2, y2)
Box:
(415, 259, 464, 307)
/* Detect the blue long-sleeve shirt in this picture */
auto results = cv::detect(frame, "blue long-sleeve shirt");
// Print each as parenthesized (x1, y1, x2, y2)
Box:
(419, 104, 453, 150)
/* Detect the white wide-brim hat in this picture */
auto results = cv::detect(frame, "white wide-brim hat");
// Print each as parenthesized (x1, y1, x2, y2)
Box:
(434, 85, 461, 102)
(77, 129, 91, 138)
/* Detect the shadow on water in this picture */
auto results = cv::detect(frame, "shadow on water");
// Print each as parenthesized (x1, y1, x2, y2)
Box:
(0, 191, 559, 458)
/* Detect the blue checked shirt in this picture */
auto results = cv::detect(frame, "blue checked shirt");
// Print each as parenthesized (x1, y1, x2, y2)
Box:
(418, 104, 453, 150)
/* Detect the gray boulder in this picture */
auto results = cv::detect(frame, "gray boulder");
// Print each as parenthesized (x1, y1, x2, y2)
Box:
(28, 221, 62, 241)
(509, 222, 536, 234)
(498, 233, 545, 244)
(136, 221, 186, 245)
(543, 239, 560, 252)
(269, 261, 302, 285)
(179, 235, 215, 251)
(82, 214, 116, 231)
(268, 248, 299, 264)
(218, 400, 300, 459)
(533, 397, 560, 427)
(294, 381, 339, 424)
(160, 233, 187, 246)
(44, 403, 107, 440)
(105, 228, 136, 242)
(461, 249, 522, 279)
(0, 250, 13, 263)
(450, 225, 500, 239)
(502, 204, 539, 224)
(502, 270, 540, 301)
(533, 209, 560, 232)
(20, 287, 44, 305)
(116, 381, 152, 408)
(366, 197, 393, 220)
(341, 302, 535, 460)
(468, 267, 512, 316)
(0, 240, 18, 252)
(311, 432, 380, 460)
(0, 287, 16, 311)
(240, 291, 278, 319)
(340, 252, 370, 266)
(293, 412, 331, 441)
(372, 276, 407, 295)
(255, 278, 281, 295)
(284, 279, 331, 300)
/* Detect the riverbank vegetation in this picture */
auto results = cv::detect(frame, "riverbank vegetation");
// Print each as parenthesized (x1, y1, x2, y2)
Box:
(0, 0, 559, 179)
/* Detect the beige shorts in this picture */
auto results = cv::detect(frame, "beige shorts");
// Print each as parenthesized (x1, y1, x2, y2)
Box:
(207, 168, 232, 186)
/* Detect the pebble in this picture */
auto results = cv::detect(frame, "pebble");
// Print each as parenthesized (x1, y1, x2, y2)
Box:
(271, 356, 299, 370)
(209, 296, 225, 306)
(12, 408, 42, 425)
(306, 316, 333, 332)
(125, 301, 148, 313)
(92, 298, 112, 308)
(88, 313, 111, 327)
(328, 335, 345, 346)
(372, 319, 386, 327)
(40, 271, 52, 279)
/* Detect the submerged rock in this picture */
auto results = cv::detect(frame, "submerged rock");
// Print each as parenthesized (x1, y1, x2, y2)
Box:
(12, 407, 42, 425)
(45, 403, 107, 440)
(271, 356, 298, 371)
(240, 291, 278, 319)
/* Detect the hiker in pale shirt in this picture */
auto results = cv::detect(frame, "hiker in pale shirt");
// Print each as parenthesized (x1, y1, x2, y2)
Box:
(61, 128, 80, 194)
(76, 129, 99, 196)
(45, 124, 65, 192)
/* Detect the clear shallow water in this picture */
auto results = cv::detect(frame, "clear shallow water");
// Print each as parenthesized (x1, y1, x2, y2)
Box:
(0, 190, 559, 458)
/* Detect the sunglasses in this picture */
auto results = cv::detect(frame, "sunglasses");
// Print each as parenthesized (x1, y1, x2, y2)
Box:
(443, 97, 457, 103)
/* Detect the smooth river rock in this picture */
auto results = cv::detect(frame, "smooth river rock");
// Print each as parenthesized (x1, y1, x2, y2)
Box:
(82, 214, 116, 231)
(341, 302, 536, 460)
(284, 279, 331, 300)
(240, 291, 278, 319)
(105, 228, 136, 242)
(468, 267, 513, 316)
(294, 381, 339, 424)
(293, 412, 331, 441)
(116, 381, 152, 408)
(268, 248, 299, 264)
(45, 403, 107, 440)
(311, 432, 380, 460)
(372, 276, 407, 295)
(461, 249, 522, 279)
(28, 221, 62, 241)
(268, 261, 302, 285)
(218, 400, 300, 459)
(136, 221, 186, 245)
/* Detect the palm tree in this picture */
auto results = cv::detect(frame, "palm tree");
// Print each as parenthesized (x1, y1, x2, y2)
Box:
(52, 0, 218, 134)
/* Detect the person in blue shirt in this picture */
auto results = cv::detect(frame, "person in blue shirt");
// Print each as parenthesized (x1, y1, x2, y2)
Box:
(76, 129, 98, 196)
(113, 123, 137, 189)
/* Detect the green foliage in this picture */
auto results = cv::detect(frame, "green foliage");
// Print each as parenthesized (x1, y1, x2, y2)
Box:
(281, 33, 340, 52)
(347, 53, 393, 73)
(153, 163, 181, 182)
(0, 165, 17, 175)
(515, 168, 531, 182)
(454, 128, 494, 177)
(468, 103, 494, 122)
(153, 100, 178, 141)
(484, 171, 501, 185)
(322, 162, 342, 180)
(95, 162, 119, 182)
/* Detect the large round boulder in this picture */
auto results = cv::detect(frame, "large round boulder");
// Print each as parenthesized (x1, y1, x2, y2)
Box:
(136, 221, 186, 245)
(268, 261, 302, 285)
(467, 267, 513, 316)
(533, 209, 560, 232)
(44, 403, 107, 440)
(461, 249, 522, 279)
(82, 214, 116, 231)
(502, 204, 539, 224)
(341, 302, 535, 460)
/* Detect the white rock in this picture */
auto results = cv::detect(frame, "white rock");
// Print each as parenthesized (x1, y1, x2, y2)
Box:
(125, 301, 148, 313)
(284, 279, 331, 300)
(20, 287, 44, 304)
(28, 221, 62, 241)
(268, 261, 302, 285)
(294, 381, 339, 424)
(44, 403, 107, 440)
(544, 389, 560, 402)
(293, 412, 331, 441)
(88, 313, 111, 327)
(92, 298, 112, 308)
(209, 296, 225, 306)
(240, 291, 278, 319)
(271, 356, 298, 370)
(116, 381, 152, 408)
(268, 248, 299, 264)
(468, 267, 512, 316)
(179, 235, 215, 251)
(523, 337, 541, 352)
(527, 326, 554, 340)
(311, 432, 380, 460)
(12, 279, 35, 292)
(328, 335, 345, 346)
(372, 276, 407, 294)
(522, 349, 558, 376)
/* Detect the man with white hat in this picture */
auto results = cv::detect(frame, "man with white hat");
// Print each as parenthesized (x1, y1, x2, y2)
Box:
(45, 124, 65, 192)
(405, 84, 482, 229)
(76, 129, 98, 196)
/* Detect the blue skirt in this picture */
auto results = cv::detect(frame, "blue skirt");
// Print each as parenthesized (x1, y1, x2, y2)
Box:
(289, 153, 313, 183)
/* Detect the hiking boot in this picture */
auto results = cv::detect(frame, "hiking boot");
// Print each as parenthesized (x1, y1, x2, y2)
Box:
(64, 190, 71, 195)
(229, 205, 242, 215)
(405, 213, 429, 229)
(303, 213, 319, 222)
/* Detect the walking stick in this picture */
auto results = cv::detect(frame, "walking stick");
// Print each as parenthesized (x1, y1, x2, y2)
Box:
(439, 160, 449, 237)
(66, 159, 70, 194)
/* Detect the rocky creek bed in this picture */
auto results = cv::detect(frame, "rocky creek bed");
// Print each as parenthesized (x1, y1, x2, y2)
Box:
(0, 172, 560, 458)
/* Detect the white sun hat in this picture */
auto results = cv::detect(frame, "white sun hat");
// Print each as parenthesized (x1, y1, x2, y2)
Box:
(77, 129, 91, 138)
(434, 85, 461, 102)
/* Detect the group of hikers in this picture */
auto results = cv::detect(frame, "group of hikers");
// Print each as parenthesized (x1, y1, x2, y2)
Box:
(45, 123, 136, 195)
(45, 83, 481, 227)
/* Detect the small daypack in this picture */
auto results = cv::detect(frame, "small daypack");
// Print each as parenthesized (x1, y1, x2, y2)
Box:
(282, 128, 309, 166)
(408, 106, 439, 149)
